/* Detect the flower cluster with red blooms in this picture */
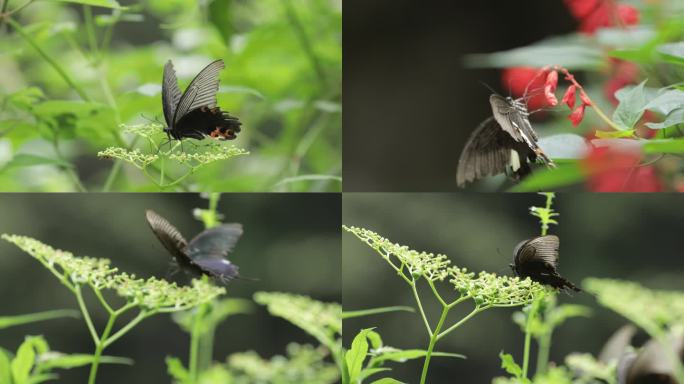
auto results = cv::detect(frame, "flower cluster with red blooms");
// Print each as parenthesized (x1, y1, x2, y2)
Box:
(542, 66, 593, 127)
(564, 0, 639, 34)
(581, 146, 662, 192)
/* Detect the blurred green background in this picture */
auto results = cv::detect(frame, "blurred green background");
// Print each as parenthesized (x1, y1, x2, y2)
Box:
(343, 193, 684, 383)
(0, 0, 341, 192)
(0, 193, 341, 383)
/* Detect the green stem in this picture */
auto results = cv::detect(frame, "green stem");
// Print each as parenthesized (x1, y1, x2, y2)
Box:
(7, 18, 90, 101)
(74, 285, 99, 345)
(411, 281, 432, 336)
(427, 279, 448, 307)
(52, 138, 87, 192)
(419, 306, 449, 384)
(102, 309, 149, 348)
(535, 332, 551, 375)
(522, 298, 542, 379)
(88, 313, 117, 384)
(188, 305, 206, 383)
(83, 5, 99, 58)
(159, 156, 165, 186)
(436, 306, 482, 341)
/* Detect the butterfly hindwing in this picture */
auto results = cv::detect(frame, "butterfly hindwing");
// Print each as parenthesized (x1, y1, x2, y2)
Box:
(186, 224, 243, 260)
(512, 235, 580, 292)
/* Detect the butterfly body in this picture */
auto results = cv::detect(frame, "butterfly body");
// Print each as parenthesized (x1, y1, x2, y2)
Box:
(512, 235, 580, 292)
(145, 210, 242, 283)
(162, 59, 241, 141)
(457, 94, 554, 187)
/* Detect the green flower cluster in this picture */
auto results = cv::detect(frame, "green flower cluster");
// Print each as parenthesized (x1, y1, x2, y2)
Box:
(97, 147, 158, 169)
(168, 145, 249, 166)
(2, 234, 224, 311)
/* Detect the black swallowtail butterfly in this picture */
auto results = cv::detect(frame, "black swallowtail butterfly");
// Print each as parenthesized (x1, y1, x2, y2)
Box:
(162, 59, 241, 141)
(511, 235, 580, 292)
(145, 210, 242, 283)
(457, 94, 555, 187)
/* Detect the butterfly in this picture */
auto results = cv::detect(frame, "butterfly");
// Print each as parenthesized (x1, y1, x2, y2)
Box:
(457, 94, 555, 187)
(510, 235, 580, 292)
(162, 59, 241, 141)
(145, 209, 243, 283)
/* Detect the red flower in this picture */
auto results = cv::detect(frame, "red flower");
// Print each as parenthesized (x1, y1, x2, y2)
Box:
(500, 67, 551, 111)
(582, 146, 662, 192)
(544, 71, 559, 106)
(604, 60, 639, 105)
(568, 104, 586, 126)
(564, 0, 640, 34)
(561, 84, 577, 109)
(579, 90, 592, 106)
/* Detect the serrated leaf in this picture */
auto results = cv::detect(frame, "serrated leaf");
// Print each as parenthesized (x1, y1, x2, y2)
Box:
(499, 352, 523, 379)
(346, 328, 372, 382)
(613, 80, 648, 130)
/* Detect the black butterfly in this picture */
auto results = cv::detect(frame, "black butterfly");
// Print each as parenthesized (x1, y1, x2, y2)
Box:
(510, 235, 580, 292)
(162, 59, 241, 141)
(145, 210, 243, 283)
(457, 94, 555, 187)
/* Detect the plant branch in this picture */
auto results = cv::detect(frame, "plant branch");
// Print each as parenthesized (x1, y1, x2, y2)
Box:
(74, 285, 100, 345)
(436, 306, 482, 341)
(102, 309, 149, 348)
(419, 306, 450, 384)
(411, 281, 432, 336)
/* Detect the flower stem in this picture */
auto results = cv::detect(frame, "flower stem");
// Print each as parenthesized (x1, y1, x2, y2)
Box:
(522, 297, 543, 379)
(189, 304, 208, 382)
(411, 281, 433, 336)
(75, 285, 99, 345)
(535, 331, 551, 375)
(88, 312, 117, 384)
(419, 306, 449, 384)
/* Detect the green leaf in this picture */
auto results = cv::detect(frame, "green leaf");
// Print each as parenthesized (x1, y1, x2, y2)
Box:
(0, 309, 79, 330)
(366, 331, 383, 350)
(165, 356, 189, 382)
(0, 154, 71, 174)
(594, 129, 635, 138)
(373, 349, 465, 363)
(36, 353, 132, 370)
(26, 373, 58, 384)
(548, 304, 592, 328)
(371, 378, 405, 384)
(345, 328, 372, 382)
(644, 89, 684, 115)
(359, 367, 391, 381)
(51, 0, 125, 9)
(613, 80, 648, 130)
(11, 336, 49, 384)
(658, 41, 684, 65)
(342, 306, 415, 319)
(509, 162, 585, 192)
(646, 109, 684, 130)
(0, 348, 12, 384)
(499, 352, 523, 379)
(643, 139, 684, 154)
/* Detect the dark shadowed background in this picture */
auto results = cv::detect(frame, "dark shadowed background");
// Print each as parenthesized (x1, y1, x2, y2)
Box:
(343, 193, 684, 383)
(0, 193, 340, 383)
(343, 0, 576, 191)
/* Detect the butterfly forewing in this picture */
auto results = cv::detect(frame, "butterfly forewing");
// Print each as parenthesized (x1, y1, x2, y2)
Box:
(162, 61, 183, 127)
(172, 59, 225, 125)
(145, 210, 189, 263)
(514, 235, 559, 268)
(186, 224, 243, 260)
(489, 94, 538, 144)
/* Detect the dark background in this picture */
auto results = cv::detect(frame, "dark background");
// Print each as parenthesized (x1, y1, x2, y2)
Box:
(0, 193, 341, 383)
(343, 0, 576, 191)
(343, 193, 684, 383)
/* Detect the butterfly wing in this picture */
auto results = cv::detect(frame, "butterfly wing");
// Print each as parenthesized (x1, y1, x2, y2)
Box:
(457, 116, 534, 187)
(489, 94, 538, 143)
(186, 224, 243, 260)
(162, 61, 183, 128)
(514, 235, 559, 269)
(192, 258, 239, 281)
(172, 59, 225, 125)
(145, 210, 189, 264)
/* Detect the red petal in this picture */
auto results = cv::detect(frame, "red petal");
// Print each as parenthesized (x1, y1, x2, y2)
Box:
(564, 0, 600, 19)
(579, 91, 592, 106)
(617, 4, 639, 26)
(582, 146, 661, 192)
(561, 85, 577, 109)
(545, 70, 559, 90)
(568, 104, 586, 126)
(500, 67, 552, 110)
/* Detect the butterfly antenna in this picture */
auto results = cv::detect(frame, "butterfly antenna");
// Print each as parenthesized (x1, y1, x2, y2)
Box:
(479, 81, 501, 97)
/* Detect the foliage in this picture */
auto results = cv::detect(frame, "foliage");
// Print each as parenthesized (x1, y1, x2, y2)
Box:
(343, 195, 550, 384)
(0, 0, 341, 192)
(465, 1, 684, 191)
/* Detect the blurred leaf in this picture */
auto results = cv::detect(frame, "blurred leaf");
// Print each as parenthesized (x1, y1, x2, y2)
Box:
(0, 309, 79, 329)
(342, 306, 414, 319)
(499, 352, 524, 380)
(596, 26, 656, 49)
(643, 139, 684, 154)
(172, 298, 253, 334)
(37, 352, 132, 369)
(0, 348, 11, 384)
(594, 129, 635, 138)
(646, 109, 684, 130)
(538, 133, 589, 159)
(464, 35, 603, 69)
(166, 356, 189, 383)
(274, 174, 342, 189)
(366, 330, 383, 350)
(371, 379, 404, 384)
(658, 41, 684, 65)
(0, 154, 71, 174)
(346, 328, 372, 382)
(613, 80, 648, 130)
(208, 0, 234, 45)
(644, 89, 684, 115)
(509, 162, 584, 192)
(52, 0, 125, 9)
(11, 336, 49, 384)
